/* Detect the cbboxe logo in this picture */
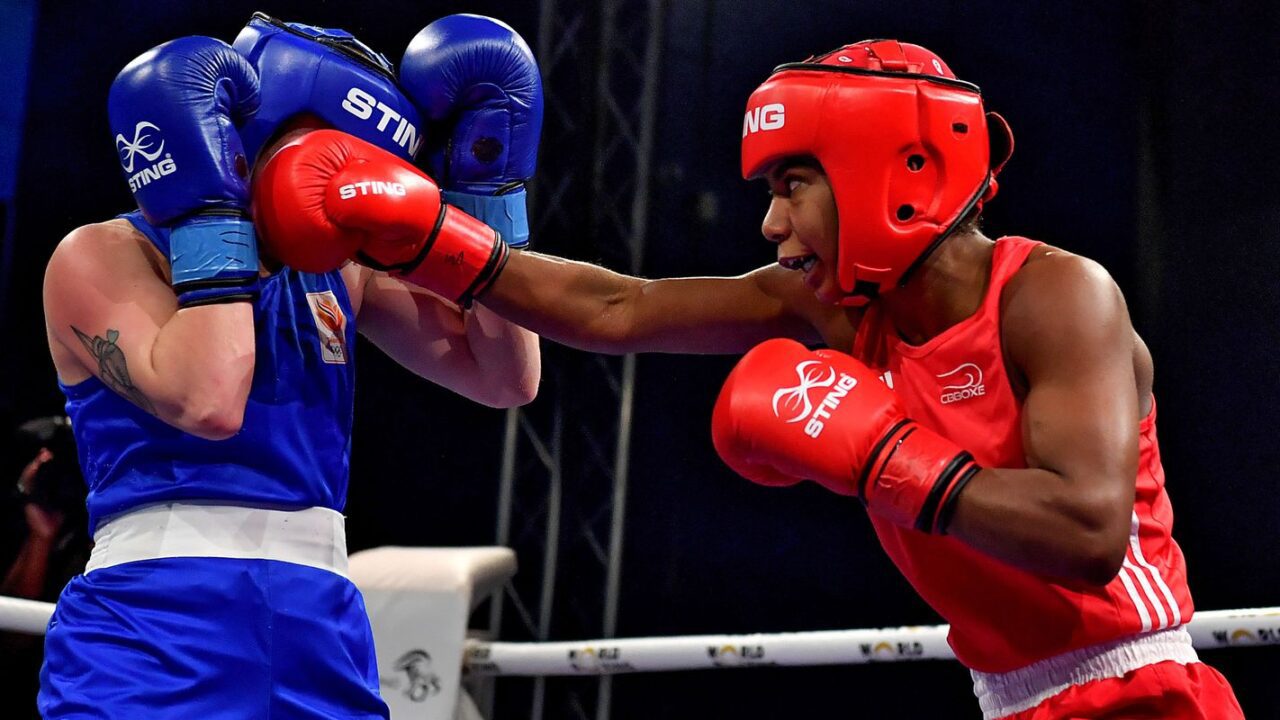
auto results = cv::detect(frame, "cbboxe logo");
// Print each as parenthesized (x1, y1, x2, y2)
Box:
(742, 102, 785, 137)
(341, 87, 423, 156)
(116, 121, 176, 192)
(937, 362, 985, 405)
(772, 360, 858, 438)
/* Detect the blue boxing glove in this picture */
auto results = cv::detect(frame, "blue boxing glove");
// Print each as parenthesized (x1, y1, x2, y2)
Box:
(109, 36, 261, 306)
(400, 15, 543, 248)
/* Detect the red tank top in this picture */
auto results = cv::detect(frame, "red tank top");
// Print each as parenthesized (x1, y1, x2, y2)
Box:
(850, 237, 1193, 673)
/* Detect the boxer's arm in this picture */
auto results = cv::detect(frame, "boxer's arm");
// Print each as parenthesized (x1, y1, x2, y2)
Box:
(944, 253, 1137, 584)
(43, 222, 255, 439)
(481, 252, 823, 354)
(346, 264, 539, 408)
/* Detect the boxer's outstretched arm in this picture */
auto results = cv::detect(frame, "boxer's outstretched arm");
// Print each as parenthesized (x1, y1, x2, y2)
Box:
(945, 252, 1139, 584)
(348, 265, 540, 408)
(482, 251, 823, 355)
(43, 222, 256, 440)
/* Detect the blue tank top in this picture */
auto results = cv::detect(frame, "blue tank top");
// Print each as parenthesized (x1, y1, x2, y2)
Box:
(61, 212, 358, 532)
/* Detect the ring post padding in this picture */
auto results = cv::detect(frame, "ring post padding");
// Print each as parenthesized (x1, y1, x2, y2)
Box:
(349, 546, 516, 720)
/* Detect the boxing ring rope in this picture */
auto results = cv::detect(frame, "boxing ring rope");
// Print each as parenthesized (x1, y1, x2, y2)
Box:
(3, 593, 1275, 676)
(0, 595, 59, 635)
(463, 607, 1280, 676)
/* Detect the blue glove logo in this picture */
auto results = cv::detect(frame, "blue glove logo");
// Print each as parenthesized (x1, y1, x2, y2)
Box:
(115, 120, 178, 193)
(115, 121, 165, 173)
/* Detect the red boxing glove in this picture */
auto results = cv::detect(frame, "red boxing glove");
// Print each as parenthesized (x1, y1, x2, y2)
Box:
(711, 338, 980, 534)
(253, 129, 509, 305)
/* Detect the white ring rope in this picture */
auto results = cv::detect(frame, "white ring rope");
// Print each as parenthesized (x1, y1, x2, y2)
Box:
(1, 595, 1274, 676)
(463, 607, 1280, 676)
(0, 595, 58, 635)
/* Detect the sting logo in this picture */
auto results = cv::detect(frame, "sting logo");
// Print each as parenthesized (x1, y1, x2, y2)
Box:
(772, 360, 858, 438)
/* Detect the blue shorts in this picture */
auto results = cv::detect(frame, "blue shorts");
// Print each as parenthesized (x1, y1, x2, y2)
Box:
(38, 557, 389, 719)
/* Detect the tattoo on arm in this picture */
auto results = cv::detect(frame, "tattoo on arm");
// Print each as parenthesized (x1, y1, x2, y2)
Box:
(71, 326, 156, 414)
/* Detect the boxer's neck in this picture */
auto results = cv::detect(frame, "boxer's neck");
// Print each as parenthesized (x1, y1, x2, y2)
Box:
(874, 229, 995, 347)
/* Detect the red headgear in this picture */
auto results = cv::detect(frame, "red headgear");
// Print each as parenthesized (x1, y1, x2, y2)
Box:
(741, 40, 1013, 304)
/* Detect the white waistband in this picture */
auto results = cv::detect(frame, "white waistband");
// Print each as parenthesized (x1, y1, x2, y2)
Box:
(971, 627, 1198, 719)
(87, 503, 348, 577)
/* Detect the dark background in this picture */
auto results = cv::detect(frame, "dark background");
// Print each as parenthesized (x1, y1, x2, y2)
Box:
(2, 0, 1278, 718)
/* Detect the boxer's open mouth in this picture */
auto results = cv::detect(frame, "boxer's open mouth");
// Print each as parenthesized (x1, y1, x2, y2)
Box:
(778, 253, 817, 272)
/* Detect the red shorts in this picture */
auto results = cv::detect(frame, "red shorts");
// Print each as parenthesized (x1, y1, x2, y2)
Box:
(1004, 661, 1242, 720)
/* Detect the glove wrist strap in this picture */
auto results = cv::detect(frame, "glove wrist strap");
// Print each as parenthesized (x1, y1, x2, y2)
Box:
(861, 421, 980, 534)
(169, 216, 260, 307)
(443, 188, 530, 248)
(386, 204, 511, 307)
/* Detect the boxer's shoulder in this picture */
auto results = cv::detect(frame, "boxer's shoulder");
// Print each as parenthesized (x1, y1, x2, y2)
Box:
(1002, 243, 1121, 319)
(48, 218, 170, 290)
(56, 218, 150, 255)
(998, 241, 1133, 392)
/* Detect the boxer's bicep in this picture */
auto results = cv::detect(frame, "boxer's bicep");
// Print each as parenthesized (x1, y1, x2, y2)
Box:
(944, 255, 1140, 582)
(1003, 256, 1138, 567)
(1011, 256, 1139, 498)
(44, 224, 174, 413)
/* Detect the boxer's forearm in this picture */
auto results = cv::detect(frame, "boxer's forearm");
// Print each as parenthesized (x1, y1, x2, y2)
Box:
(944, 466, 1131, 585)
(482, 251, 644, 354)
(483, 251, 813, 355)
(143, 303, 257, 439)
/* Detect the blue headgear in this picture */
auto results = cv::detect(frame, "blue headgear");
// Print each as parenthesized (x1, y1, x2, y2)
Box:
(232, 12, 423, 163)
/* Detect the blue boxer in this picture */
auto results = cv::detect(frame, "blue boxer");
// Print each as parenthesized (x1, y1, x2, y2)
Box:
(38, 13, 421, 716)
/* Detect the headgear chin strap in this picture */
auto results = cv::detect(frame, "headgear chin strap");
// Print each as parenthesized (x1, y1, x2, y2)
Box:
(741, 39, 1014, 304)
(232, 12, 423, 164)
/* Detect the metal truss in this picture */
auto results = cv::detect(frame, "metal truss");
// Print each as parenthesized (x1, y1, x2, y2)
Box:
(486, 2, 667, 719)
